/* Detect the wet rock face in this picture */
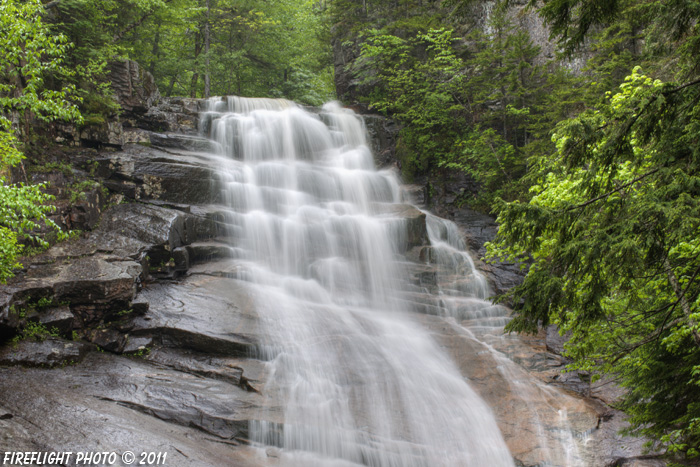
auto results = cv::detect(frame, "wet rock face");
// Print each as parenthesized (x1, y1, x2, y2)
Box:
(90, 143, 221, 205)
(100, 203, 193, 252)
(120, 97, 202, 135)
(0, 338, 91, 368)
(0, 200, 225, 341)
(451, 207, 526, 297)
(0, 256, 141, 335)
(0, 353, 268, 467)
(148, 133, 219, 153)
(130, 275, 261, 357)
(363, 114, 400, 169)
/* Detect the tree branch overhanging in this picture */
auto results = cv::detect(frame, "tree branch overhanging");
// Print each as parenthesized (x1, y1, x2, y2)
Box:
(563, 168, 659, 212)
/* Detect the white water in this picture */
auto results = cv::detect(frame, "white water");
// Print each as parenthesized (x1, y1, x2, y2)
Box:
(198, 97, 584, 466)
(423, 216, 586, 466)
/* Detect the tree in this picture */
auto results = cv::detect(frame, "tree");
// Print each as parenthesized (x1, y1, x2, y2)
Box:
(0, 0, 82, 281)
(356, 10, 545, 208)
(358, 28, 469, 179)
(487, 0, 700, 454)
(113, 0, 334, 103)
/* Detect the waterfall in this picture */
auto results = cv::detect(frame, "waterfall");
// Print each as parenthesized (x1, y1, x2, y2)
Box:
(422, 214, 586, 466)
(196, 96, 581, 466)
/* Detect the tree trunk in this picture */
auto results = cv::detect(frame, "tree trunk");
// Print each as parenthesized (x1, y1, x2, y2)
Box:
(149, 20, 161, 76)
(191, 31, 202, 98)
(204, 0, 211, 98)
(166, 76, 176, 96)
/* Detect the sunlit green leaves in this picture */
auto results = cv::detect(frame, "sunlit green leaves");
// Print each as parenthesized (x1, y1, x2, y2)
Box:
(0, 0, 82, 124)
(0, 0, 79, 281)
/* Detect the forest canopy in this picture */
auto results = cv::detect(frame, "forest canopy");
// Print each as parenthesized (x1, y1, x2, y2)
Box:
(48, 0, 335, 105)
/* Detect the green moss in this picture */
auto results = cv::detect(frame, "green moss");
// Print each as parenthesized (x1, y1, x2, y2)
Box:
(82, 114, 106, 126)
(131, 346, 151, 358)
(81, 92, 120, 125)
(28, 161, 73, 177)
(11, 321, 60, 345)
(68, 179, 101, 204)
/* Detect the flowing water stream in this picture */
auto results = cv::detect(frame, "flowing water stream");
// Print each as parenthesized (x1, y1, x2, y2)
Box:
(196, 97, 593, 466)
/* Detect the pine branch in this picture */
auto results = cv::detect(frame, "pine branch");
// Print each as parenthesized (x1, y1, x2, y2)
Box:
(564, 168, 659, 212)
(113, 0, 174, 42)
(663, 256, 700, 348)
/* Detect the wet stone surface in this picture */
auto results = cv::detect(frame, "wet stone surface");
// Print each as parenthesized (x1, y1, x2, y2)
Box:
(0, 338, 91, 368)
(0, 353, 271, 467)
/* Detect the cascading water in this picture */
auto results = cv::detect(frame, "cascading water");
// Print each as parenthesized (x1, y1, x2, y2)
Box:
(423, 215, 587, 466)
(196, 97, 589, 466)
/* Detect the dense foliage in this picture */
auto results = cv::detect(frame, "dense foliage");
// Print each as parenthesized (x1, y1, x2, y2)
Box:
(0, 0, 79, 281)
(349, 2, 578, 208)
(49, 0, 335, 105)
(484, 0, 700, 460)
